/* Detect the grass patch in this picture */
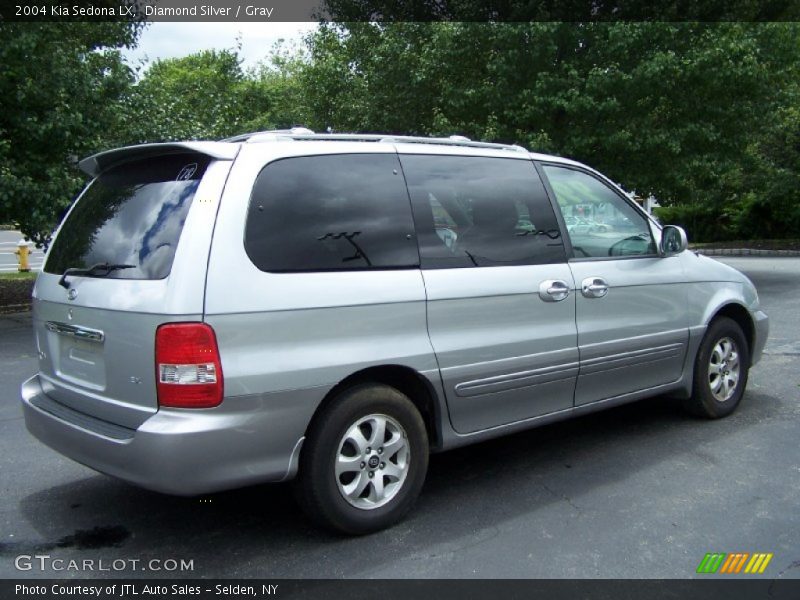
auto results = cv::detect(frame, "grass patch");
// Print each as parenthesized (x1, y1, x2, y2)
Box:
(0, 271, 37, 281)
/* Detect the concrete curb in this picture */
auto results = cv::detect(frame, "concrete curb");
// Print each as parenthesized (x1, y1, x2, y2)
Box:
(0, 303, 31, 315)
(692, 248, 800, 257)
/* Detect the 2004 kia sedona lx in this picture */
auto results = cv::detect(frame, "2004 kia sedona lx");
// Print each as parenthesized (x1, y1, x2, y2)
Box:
(21, 130, 768, 534)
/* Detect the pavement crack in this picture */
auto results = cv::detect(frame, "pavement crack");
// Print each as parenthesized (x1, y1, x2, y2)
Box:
(768, 560, 800, 596)
(774, 559, 800, 577)
(408, 525, 501, 561)
(539, 481, 581, 512)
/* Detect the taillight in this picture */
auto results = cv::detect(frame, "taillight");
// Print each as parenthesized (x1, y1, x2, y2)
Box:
(155, 323, 223, 408)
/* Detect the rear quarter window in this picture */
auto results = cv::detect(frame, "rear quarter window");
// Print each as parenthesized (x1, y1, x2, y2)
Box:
(244, 153, 419, 272)
(45, 154, 210, 280)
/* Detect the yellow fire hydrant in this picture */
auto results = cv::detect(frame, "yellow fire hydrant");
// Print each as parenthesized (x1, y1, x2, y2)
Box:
(14, 239, 32, 272)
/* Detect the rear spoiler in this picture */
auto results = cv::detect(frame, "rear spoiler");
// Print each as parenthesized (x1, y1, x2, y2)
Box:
(78, 142, 240, 177)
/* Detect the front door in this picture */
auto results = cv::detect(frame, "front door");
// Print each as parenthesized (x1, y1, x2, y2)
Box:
(540, 164, 689, 406)
(399, 150, 578, 433)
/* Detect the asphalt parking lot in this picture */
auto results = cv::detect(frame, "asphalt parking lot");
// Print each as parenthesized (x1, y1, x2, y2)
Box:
(0, 257, 797, 580)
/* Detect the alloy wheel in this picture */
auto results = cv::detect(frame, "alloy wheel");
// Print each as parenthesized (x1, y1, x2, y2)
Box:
(708, 337, 740, 402)
(335, 414, 410, 510)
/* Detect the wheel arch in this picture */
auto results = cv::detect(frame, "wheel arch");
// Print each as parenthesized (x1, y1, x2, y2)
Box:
(708, 302, 755, 360)
(304, 365, 444, 451)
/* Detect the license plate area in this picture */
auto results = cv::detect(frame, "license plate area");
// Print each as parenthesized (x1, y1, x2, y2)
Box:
(46, 321, 107, 390)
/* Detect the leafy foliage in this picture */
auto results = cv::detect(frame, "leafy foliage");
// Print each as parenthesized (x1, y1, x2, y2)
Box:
(322, 0, 800, 21)
(121, 49, 249, 142)
(1, 21, 798, 245)
(299, 22, 800, 241)
(119, 44, 309, 144)
(0, 23, 141, 247)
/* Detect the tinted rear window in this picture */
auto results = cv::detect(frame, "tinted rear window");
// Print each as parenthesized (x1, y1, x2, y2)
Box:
(244, 154, 419, 272)
(45, 154, 210, 280)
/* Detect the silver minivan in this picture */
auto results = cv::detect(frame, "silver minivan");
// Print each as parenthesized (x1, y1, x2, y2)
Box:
(21, 131, 768, 534)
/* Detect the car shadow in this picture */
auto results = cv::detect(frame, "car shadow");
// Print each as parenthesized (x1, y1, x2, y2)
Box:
(11, 389, 781, 578)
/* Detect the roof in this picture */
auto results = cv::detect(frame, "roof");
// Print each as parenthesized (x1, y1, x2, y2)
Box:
(79, 130, 579, 176)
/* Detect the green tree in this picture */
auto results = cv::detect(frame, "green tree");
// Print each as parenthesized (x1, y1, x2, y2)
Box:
(299, 22, 800, 240)
(238, 40, 311, 132)
(0, 22, 140, 247)
(735, 96, 800, 239)
(1, 30, 309, 245)
(121, 49, 248, 143)
(121, 44, 309, 145)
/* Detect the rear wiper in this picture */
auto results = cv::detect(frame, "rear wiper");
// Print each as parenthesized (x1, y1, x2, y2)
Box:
(58, 263, 136, 289)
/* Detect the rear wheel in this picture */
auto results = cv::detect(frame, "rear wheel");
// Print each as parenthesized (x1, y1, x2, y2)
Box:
(295, 384, 428, 534)
(684, 317, 750, 418)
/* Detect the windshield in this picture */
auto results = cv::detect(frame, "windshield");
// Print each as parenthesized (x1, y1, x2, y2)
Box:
(45, 154, 210, 280)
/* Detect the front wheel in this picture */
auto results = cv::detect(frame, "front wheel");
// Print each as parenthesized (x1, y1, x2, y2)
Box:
(295, 384, 429, 534)
(684, 317, 750, 419)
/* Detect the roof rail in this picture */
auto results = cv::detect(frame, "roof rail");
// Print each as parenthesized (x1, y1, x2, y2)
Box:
(222, 127, 313, 143)
(222, 129, 528, 153)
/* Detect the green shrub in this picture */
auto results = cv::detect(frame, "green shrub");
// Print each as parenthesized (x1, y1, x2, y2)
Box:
(654, 204, 737, 243)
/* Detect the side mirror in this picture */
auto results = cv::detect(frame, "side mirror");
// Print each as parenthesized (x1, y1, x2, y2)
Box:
(660, 225, 688, 257)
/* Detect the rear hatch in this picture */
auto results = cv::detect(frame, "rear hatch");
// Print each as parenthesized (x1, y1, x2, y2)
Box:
(32, 144, 235, 429)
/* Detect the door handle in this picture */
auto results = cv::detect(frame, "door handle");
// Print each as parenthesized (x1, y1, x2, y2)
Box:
(45, 321, 105, 343)
(539, 279, 571, 302)
(581, 277, 609, 298)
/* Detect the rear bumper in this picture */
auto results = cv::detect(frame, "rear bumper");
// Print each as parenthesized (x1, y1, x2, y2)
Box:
(751, 309, 769, 366)
(21, 374, 314, 495)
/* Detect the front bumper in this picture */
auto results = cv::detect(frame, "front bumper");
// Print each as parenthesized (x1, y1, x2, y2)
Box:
(751, 309, 769, 366)
(21, 374, 309, 495)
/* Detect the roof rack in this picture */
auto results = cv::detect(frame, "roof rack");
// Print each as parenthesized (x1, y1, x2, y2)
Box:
(222, 129, 528, 153)
(221, 127, 314, 143)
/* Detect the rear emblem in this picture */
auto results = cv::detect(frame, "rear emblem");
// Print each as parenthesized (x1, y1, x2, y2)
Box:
(67, 289, 78, 301)
(176, 163, 198, 181)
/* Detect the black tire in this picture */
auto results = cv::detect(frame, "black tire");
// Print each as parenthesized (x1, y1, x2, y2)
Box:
(295, 384, 429, 535)
(684, 317, 750, 419)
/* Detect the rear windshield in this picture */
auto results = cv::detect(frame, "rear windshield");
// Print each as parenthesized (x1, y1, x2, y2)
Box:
(45, 154, 210, 280)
